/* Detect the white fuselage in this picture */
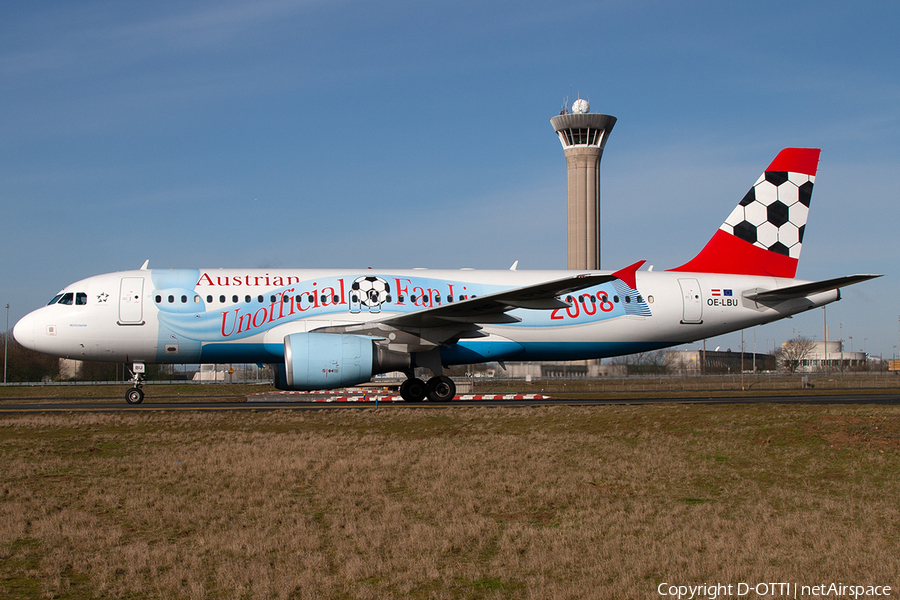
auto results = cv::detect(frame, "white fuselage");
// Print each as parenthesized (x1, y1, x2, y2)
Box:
(14, 267, 837, 366)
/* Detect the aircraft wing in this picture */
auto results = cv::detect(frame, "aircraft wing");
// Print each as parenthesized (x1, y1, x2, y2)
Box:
(743, 274, 881, 302)
(313, 262, 645, 349)
(379, 272, 619, 328)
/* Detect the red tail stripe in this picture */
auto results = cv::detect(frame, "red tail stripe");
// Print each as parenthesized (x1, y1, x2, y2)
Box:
(766, 148, 820, 176)
(669, 229, 799, 278)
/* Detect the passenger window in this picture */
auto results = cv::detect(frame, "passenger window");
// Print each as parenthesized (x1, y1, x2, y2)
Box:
(258, 295, 264, 303)
(207, 295, 213, 303)
(194, 295, 201, 303)
(168, 295, 175, 303)
(271, 295, 277, 303)
(446, 295, 453, 303)
(613, 295, 620, 303)
(232, 295, 238, 303)
(47, 294, 63, 305)
(385, 295, 392, 303)
(58, 293, 74, 305)
(219, 295, 225, 303)
(625, 296, 631, 303)
(245, 295, 251, 303)
(398, 295, 405, 303)
(181, 295, 188, 303)
(76, 293, 87, 305)
(155, 295, 162, 303)
(332, 295, 339, 303)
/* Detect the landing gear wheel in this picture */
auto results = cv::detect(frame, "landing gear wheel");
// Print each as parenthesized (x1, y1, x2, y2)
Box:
(426, 376, 456, 403)
(125, 387, 144, 405)
(400, 378, 428, 402)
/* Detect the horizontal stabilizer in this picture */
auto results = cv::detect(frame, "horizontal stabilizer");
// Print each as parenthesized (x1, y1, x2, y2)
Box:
(743, 274, 881, 302)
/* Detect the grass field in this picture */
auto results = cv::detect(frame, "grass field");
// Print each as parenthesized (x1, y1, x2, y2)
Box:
(1, 403, 898, 599)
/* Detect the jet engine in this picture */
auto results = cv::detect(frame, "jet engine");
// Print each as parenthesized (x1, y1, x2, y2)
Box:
(274, 332, 409, 391)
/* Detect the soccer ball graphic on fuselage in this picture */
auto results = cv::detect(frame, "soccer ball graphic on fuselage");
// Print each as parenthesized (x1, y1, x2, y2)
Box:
(13, 148, 879, 404)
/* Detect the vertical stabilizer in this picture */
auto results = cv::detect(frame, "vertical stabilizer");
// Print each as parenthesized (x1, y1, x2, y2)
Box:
(669, 148, 820, 278)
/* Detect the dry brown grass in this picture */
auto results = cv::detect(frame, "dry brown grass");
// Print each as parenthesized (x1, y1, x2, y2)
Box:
(1, 405, 899, 599)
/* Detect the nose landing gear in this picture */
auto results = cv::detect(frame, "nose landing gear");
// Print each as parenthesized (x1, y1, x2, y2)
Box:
(125, 363, 146, 405)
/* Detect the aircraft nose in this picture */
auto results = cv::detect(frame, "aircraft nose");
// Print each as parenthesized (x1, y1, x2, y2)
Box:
(13, 312, 35, 350)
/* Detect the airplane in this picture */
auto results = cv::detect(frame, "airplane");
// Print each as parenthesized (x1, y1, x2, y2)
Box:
(13, 148, 879, 404)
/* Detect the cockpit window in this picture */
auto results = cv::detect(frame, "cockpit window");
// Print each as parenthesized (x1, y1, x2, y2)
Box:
(58, 293, 74, 305)
(47, 294, 63, 305)
(76, 293, 87, 305)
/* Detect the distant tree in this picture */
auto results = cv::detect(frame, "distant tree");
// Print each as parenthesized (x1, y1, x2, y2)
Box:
(75, 361, 120, 382)
(2, 332, 59, 382)
(611, 350, 667, 375)
(776, 337, 816, 373)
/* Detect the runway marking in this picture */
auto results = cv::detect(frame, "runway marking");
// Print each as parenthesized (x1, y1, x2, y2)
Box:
(246, 393, 551, 403)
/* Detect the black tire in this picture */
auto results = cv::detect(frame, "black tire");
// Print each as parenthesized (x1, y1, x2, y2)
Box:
(400, 378, 427, 402)
(426, 376, 455, 402)
(125, 388, 144, 405)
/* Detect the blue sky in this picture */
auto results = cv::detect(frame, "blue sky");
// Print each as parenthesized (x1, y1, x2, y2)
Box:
(2, 0, 898, 358)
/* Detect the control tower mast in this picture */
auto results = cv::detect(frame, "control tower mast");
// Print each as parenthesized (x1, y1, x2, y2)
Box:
(550, 98, 616, 270)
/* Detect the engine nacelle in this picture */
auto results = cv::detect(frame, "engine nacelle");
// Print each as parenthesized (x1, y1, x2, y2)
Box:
(276, 332, 409, 391)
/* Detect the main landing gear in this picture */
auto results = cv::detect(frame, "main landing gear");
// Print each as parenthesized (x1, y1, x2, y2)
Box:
(398, 349, 456, 403)
(399, 375, 456, 403)
(125, 363, 146, 405)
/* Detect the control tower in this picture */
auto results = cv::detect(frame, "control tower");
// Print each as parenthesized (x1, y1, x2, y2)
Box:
(550, 98, 616, 270)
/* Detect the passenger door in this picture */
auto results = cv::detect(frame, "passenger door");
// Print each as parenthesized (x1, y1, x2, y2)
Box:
(678, 278, 703, 324)
(118, 277, 144, 325)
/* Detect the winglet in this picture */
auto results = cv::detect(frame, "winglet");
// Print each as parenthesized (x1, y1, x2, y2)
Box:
(140, 260, 150, 271)
(612, 260, 645, 289)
